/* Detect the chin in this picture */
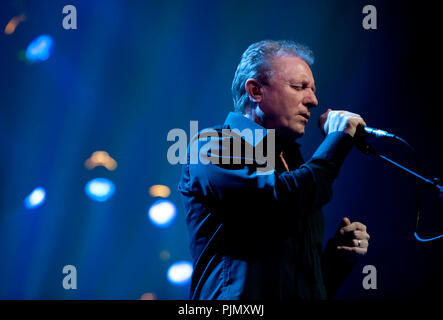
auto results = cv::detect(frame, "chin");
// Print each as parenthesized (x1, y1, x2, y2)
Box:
(277, 126, 304, 141)
(289, 123, 305, 137)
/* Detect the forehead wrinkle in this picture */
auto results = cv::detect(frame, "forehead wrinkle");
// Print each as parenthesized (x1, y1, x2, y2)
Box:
(267, 55, 315, 87)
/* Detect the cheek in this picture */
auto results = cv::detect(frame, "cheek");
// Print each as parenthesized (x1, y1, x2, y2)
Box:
(283, 92, 301, 108)
(285, 98, 302, 116)
(263, 90, 301, 120)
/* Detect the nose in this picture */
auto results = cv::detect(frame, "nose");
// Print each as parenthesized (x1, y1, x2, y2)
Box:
(303, 90, 318, 110)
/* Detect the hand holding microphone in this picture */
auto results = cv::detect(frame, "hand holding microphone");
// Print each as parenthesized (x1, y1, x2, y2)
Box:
(318, 109, 442, 241)
(319, 108, 396, 139)
(318, 108, 367, 137)
(318, 108, 398, 154)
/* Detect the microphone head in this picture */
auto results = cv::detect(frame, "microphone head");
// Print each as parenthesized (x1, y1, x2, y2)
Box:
(364, 126, 394, 138)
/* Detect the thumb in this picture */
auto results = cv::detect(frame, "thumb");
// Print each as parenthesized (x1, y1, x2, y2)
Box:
(339, 217, 351, 228)
(318, 109, 332, 136)
(336, 217, 351, 238)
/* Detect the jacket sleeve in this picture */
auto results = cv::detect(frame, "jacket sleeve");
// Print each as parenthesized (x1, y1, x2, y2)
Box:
(322, 237, 358, 299)
(179, 131, 354, 227)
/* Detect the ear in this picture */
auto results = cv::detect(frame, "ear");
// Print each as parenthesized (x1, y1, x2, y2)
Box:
(245, 78, 263, 104)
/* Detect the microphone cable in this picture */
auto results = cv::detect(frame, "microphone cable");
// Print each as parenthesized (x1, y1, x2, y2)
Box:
(356, 129, 443, 242)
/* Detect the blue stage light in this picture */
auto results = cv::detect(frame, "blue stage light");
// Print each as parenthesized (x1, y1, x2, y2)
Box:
(85, 178, 115, 202)
(24, 187, 46, 209)
(148, 199, 177, 228)
(25, 34, 54, 62)
(167, 261, 193, 286)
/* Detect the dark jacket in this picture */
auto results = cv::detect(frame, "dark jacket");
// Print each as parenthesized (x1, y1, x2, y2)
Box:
(178, 112, 357, 300)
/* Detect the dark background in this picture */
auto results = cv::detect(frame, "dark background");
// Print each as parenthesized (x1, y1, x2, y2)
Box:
(0, 0, 441, 299)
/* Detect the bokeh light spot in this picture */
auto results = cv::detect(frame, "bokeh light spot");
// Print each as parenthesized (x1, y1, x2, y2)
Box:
(24, 186, 46, 209)
(140, 292, 156, 300)
(85, 151, 117, 171)
(167, 261, 193, 286)
(4, 14, 26, 35)
(148, 200, 176, 228)
(160, 250, 171, 261)
(85, 178, 115, 202)
(149, 185, 171, 198)
(25, 34, 54, 62)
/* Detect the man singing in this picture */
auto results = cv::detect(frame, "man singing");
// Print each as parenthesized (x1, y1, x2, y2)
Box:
(178, 40, 370, 300)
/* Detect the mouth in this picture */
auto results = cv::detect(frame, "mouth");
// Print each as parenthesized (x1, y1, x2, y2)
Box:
(299, 113, 310, 122)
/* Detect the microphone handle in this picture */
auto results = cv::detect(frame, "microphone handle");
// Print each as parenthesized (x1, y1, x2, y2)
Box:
(354, 125, 377, 155)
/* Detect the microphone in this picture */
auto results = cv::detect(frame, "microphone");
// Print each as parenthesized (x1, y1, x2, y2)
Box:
(317, 110, 394, 138)
(355, 125, 410, 155)
(360, 126, 395, 138)
(354, 125, 395, 155)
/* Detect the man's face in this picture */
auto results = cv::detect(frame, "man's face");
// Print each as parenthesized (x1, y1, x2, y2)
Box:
(258, 55, 318, 139)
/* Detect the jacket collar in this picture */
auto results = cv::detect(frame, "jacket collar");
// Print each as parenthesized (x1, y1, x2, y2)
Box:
(223, 112, 268, 147)
(223, 112, 300, 152)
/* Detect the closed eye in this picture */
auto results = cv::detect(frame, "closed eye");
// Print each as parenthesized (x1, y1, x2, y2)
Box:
(291, 84, 316, 93)
(291, 85, 303, 91)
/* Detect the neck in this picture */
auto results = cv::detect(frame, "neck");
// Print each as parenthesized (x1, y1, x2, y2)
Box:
(243, 105, 265, 128)
(243, 106, 299, 151)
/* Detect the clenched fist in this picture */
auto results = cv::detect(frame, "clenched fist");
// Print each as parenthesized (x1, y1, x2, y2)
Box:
(319, 109, 367, 137)
(335, 217, 370, 256)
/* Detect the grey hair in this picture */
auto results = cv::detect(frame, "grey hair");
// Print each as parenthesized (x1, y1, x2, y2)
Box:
(231, 40, 314, 114)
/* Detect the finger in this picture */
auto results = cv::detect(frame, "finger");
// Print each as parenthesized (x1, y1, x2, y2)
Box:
(341, 229, 370, 240)
(341, 233, 370, 248)
(319, 109, 331, 120)
(318, 109, 332, 134)
(332, 110, 362, 119)
(350, 222, 367, 232)
(342, 222, 367, 233)
(347, 117, 367, 128)
(351, 239, 369, 248)
(338, 217, 351, 229)
(337, 246, 367, 255)
(351, 116, 367, 127)
(351, 230, 370, 240)
(342, 111, 362, 118)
